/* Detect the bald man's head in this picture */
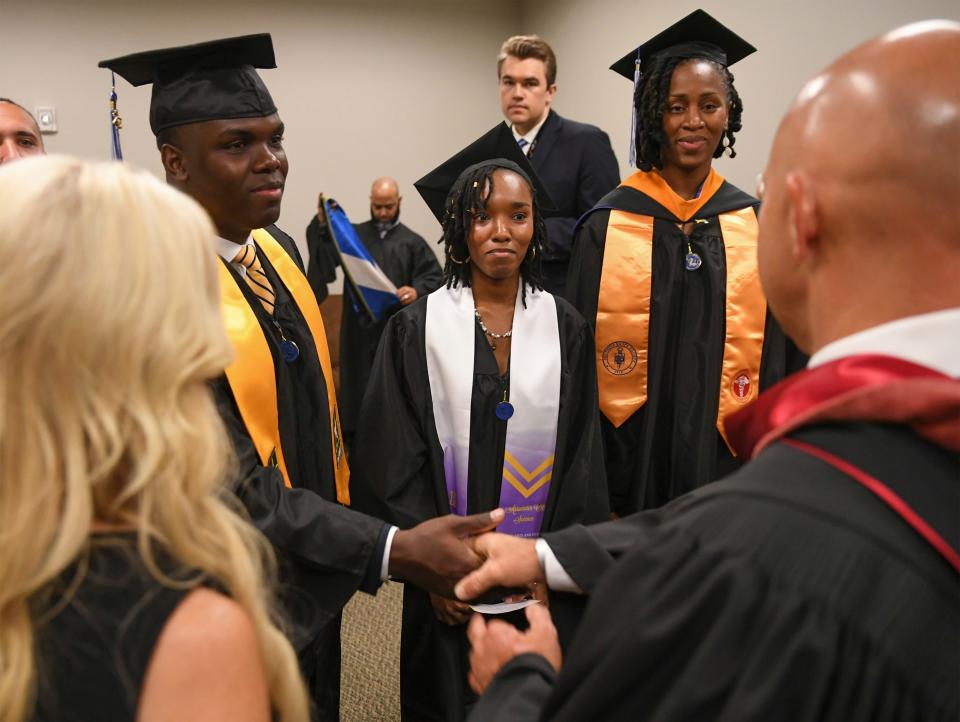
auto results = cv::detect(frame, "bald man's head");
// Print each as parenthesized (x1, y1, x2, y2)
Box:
(370, 176, 401, 224)
(758, 20, 960, 353)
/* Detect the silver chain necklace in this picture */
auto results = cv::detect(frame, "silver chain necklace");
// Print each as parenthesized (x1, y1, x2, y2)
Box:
(474, 307, 512, 350)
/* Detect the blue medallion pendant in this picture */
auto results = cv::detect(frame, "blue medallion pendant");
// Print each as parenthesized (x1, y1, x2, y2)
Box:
(495, 401, 515, 421)
(280, 339, 300, 363)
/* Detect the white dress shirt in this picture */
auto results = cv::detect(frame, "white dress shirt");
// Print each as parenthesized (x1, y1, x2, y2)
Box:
(508, 110, 550, 156)
(539, 307, 960, 593)
(808, 308, 960, 377)
(216, 234, 255, 275)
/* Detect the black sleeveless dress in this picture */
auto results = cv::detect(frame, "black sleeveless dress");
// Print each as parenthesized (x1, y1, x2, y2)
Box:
(31, 534, 200, 722)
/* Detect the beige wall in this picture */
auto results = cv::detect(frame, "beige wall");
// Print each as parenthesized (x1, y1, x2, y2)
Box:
(5, 0, 519, 284)
(5, 0, 958, 285)
(522, 0, 960, 193)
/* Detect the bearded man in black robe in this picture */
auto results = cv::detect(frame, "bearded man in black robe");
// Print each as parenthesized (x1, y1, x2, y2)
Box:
(306, 176, 442, 445)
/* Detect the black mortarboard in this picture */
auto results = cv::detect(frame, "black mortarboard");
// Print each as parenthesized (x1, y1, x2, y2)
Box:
(99, 34, 277, 136)
(610, 9, 756, 80)
(414, 123, 556, 225)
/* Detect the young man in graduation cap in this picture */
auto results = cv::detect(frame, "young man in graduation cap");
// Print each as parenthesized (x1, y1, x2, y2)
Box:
(454, 18, 960, 721)
(99, 34, 503, 721)
(349, 123, 608, 722)
(565, 9, 803, 518)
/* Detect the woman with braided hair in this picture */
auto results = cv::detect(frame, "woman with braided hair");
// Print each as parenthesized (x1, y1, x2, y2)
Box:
(567, 10, 803, 518)
(351, 125, 608, 721)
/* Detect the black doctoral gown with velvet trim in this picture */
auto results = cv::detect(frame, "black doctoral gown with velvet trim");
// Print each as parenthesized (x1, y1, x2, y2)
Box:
(351, 291, 609, 722)
(567, 180, 806, 516)
(470, 422, 960, 722)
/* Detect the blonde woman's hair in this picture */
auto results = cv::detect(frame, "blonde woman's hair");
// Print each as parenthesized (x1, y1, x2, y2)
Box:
(0, 156, 308, 722)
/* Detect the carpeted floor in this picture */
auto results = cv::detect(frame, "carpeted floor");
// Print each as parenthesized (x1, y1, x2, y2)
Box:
(340, 580, 403, 721)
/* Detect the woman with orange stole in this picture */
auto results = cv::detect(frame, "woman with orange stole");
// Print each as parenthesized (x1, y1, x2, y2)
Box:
(568, 10, 804, 516)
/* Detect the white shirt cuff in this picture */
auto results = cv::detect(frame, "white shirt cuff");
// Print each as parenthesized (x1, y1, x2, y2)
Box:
(381, 525, 399, 582)
(535, 538, 583, 594)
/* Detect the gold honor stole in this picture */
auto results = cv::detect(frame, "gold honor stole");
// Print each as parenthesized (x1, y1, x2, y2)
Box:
(596, 169, 767, 452)
(218, 229, 350, 503)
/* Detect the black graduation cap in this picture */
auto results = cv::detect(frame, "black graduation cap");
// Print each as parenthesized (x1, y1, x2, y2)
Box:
(99, 34, 277, 136)
(414, 123, 556, 225)
(610, 9, 756, 80)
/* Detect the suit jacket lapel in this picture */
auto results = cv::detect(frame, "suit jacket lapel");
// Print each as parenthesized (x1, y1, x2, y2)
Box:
(530, 110, 561, 169)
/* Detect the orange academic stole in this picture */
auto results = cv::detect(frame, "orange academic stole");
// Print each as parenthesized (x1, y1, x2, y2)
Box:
(595, 171, 766, 453)
(220, 229, 351, 503)
(595, 211, 654, 428)
(715, 208, 766, 451)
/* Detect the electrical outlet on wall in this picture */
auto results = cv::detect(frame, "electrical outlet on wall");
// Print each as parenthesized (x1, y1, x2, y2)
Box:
(35, 107, 58, 134)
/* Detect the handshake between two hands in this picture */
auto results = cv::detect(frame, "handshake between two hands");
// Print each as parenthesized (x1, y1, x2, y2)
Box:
(387, 508, 564, 694)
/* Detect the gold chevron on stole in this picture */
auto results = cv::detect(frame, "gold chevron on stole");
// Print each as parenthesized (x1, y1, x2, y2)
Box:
(502, 451, 554, 499)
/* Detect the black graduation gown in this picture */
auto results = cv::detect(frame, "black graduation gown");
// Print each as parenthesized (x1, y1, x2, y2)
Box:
(471, 422, 960, 721)
(567, 180, 806, 516)
(305, 216, 338, 304)
(211, 226, 387, 720)
(305, 217, 443, 440)
(351, 292, 610, 722)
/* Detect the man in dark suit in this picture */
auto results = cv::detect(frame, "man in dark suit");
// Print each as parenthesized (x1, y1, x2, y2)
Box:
(497, 35, 621, 297)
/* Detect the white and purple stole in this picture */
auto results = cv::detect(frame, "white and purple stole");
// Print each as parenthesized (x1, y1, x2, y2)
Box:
(425, 283, 561, 537)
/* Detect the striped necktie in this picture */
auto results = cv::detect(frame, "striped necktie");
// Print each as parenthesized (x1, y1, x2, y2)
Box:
(233, 244, 276, 315)
(517, 137, 530, 155)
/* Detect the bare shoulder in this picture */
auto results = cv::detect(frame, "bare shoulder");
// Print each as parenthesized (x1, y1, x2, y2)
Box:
(138, 587, 270, 722)
(152, 587, 257, 650)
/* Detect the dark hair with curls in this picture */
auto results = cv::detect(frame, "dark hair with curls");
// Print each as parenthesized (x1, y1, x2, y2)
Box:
(633, 55, 743, 171)
(439, 162, 545, 306)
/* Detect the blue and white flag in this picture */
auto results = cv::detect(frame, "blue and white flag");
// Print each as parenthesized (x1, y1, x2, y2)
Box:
(323, 197, 399, 322)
